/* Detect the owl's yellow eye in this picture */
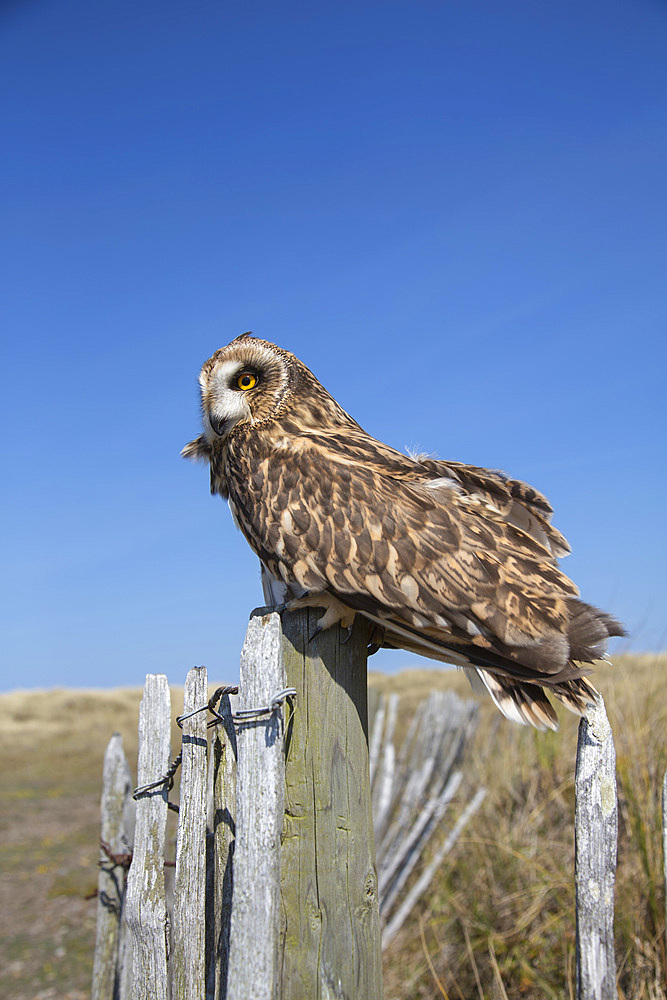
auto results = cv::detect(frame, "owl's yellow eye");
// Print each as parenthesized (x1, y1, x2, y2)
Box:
(237, 372, 257, 391)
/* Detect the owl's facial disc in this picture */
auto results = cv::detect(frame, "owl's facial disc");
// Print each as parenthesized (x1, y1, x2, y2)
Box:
(198, 338, 293, 442)
(202, 359, 255, 441)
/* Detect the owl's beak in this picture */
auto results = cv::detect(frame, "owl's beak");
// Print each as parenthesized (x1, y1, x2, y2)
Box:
(203, 383, 249, 440)
(207, 412, 230, 437)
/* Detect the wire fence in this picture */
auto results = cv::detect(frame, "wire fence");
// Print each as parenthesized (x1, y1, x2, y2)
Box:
(91, 608, 624, 1000)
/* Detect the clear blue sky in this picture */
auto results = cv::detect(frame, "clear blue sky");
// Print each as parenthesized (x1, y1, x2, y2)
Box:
(1, 0, 665, 690)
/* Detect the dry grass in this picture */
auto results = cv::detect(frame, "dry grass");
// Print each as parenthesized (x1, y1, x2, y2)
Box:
(0, 654, 664, 999)
(0, 683, 199, 1000)
(379, 653, 667, 1000)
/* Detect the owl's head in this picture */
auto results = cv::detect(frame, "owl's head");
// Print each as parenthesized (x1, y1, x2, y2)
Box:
(199, 332, 303, 440)
(183, 333, 330, 462)
(183, 333, 362, 463)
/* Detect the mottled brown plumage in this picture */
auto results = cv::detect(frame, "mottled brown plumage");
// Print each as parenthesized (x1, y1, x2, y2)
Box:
(183, 333, 625, 729)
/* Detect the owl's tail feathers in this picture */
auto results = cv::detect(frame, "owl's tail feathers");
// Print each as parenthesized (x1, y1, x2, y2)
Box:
(467, 668, 602, 730)
(468, 669, 560, 731)
(359, 599, 625, 729)
(551, 675, 601, 715)
(465, 598, 625, 729)
(566, 599, 626, 661)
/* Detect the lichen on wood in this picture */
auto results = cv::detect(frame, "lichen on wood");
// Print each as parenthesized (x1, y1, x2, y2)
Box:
(279, 608, 383, 1000)
(575, 697, 618, 1000)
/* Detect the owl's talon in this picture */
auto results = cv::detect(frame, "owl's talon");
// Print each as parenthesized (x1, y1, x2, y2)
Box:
(366, 625, 385, 656)
(341, 625, 353, 644)
(309, 624, 323, 642)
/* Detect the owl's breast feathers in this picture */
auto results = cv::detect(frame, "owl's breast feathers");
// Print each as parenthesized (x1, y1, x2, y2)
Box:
(217, 415, 623, 728)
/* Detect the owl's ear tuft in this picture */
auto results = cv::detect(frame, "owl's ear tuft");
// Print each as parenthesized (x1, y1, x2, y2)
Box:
(181, 435, 213, 462)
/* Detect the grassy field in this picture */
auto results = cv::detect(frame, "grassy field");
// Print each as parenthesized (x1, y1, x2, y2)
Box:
(0, 653, 664, 999)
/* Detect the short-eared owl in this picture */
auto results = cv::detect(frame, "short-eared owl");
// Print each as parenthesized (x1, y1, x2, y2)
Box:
(183, 333, 624, 729)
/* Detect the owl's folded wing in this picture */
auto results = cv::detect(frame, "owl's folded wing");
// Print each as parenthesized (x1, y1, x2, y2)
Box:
(242, 436, 621, 679)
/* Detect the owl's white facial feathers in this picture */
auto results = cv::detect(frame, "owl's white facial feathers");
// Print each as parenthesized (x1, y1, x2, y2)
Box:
(199, 342, 293, 442)
(202, 359, 252, 442)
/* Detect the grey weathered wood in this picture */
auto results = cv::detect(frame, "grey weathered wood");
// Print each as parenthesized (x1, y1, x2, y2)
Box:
(206, 692, 237, 1000)
(376, 691, 477, 889)
(575, 698, 618, 1000)
(226, 612, 288, 1000)
(368, 689, 482, 943)
(381, 787, 486, 949)
(379, 770, 463, 912)
(125, 674, 171, 1000)
(372, 693, 398, 832)
(173, 667, 209, 1000)
(378, 691, 471, 855)
(279, 607, 383, 1000)
(116, 777, 136, 1000)
(367, 687, 382, 785)
(92, 732, 134, 1000)
(116, 893, 134, 1000)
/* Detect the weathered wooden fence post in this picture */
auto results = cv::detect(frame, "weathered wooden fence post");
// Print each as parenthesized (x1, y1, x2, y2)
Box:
(173, 666, 209, 1000)
(206, 689, 237, 1000)
(279, 607, 383, 1000)
(575, 696, 618, 1000)
(125, 674, 171, 1000)
(91, 732, 134, 1000)
(226, 612, 288, 1000)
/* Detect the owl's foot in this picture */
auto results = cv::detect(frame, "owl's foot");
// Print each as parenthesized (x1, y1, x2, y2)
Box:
(310, 594, 356, 639)
(275, 591, 356, 641)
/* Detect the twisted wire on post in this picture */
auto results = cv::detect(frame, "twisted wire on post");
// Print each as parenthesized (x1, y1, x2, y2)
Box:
(132, 683, 296, 801)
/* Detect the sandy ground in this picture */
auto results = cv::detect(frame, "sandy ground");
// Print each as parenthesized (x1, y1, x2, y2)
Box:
(0, 795, 99, 999)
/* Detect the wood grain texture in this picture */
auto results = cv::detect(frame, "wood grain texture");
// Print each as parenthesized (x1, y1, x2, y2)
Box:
(125, 675, 171, 1000)
(91, 732, 134, 1000)
(206, 691, 237, 1000)
(226, 612, 287, 1000)
(173, 666, 209, 1000)
(575, 698, 618, 1000)
(279, 608, 383, 1000)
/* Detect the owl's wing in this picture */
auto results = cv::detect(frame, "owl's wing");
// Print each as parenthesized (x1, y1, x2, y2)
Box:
(231, 429, 624, 728)
(241, 433, 598, 671)
(414, 457, 572, 558)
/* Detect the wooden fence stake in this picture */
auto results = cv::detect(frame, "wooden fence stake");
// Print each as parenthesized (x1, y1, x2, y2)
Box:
(279, 607, 383, 1000)
(381, 787, 486, 949)
(126, 674, 171, 1000)
(206, 691, 237, 1000)
(575, 697, 618, 1000)
(226, 611, 288, 1000)
(173, 666, 209, 1000)
(92, 732, 134, 1000)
